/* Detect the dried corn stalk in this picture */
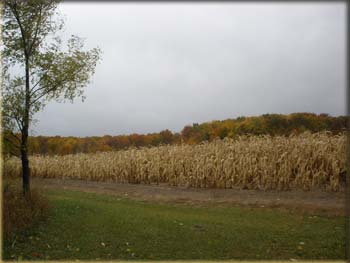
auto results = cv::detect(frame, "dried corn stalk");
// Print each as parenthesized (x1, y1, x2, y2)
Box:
(4, 132, 346, 191)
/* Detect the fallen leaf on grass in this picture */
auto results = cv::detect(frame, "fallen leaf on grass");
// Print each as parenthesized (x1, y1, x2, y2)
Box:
(11, 239, 16, 248)
(31, 252, 40, 258)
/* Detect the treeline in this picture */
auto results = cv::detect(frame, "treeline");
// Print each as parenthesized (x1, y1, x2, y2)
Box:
(181, 112, 348, 144)
(4, 112, 348, 156)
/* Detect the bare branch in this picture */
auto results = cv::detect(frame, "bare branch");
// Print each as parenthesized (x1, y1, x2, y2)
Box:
(2, 112, 24, 132)
(7, 147, 20, 158)
(30, 74, 47, 94)
(28, 4, 43, 55)
(30, 65, 86, 106)
(8, 130, 22, 143)
(8, 2, 29, 58)
(30, 84, 57, 105)
(3, 136, 21, 150)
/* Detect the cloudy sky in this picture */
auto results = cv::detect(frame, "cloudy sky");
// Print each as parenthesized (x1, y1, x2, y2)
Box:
(33, 2, 346, 137)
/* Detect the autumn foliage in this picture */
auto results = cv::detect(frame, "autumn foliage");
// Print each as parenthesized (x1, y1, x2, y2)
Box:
(3, 112, 348, 156)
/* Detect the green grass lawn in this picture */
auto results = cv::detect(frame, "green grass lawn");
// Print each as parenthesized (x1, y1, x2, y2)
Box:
(3, 189, 344, 261)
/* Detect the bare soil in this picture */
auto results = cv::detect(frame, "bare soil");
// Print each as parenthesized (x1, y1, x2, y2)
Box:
(32, 178, 345, 216)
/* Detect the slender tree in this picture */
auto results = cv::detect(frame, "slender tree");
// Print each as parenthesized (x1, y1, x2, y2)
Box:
(1, 0, 102, 194)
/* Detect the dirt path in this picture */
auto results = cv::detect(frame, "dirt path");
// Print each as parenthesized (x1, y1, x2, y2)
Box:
(32, 178, 345, 216)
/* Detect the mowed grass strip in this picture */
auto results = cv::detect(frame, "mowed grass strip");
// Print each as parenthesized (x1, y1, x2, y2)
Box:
(3, 189, 344, 260)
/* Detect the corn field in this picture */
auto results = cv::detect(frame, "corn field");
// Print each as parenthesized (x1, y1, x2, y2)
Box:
(4, 132, 346, 191)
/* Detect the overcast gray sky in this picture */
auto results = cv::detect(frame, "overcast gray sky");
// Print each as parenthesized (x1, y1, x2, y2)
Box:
(32, 2, 346, 137)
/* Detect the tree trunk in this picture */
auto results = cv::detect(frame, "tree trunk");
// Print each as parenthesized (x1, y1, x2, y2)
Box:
(21, 142, 30, 194)
(22, 57, 31, 195)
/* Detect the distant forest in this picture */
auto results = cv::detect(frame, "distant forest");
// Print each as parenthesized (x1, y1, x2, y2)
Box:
(3, 112, 348, 156)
